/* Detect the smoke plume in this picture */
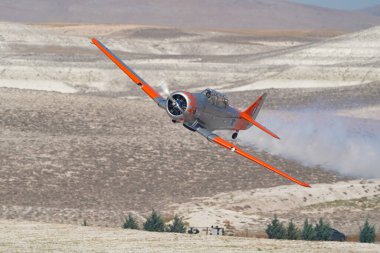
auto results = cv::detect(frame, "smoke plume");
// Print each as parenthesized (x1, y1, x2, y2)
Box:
(238, 109, 380, 179)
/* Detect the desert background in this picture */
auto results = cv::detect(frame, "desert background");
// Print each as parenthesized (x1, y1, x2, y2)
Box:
(0, 0, 380, 252)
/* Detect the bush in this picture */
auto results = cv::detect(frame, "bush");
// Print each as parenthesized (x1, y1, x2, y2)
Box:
(301, 218, 317, 241)
(286, 220, 300, 240)
(315, 218, 332, 241)
(143, 209, 165, 232)
(360, 219, 376, 243)
(123, 214, 139, 229)
(266, 215, 286, 239)
(166, 215, 186, 233)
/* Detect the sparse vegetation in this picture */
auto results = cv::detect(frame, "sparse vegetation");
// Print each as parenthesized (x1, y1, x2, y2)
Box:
(314, 218, 332, 241)
(1, 219, 377, 253)
(286, 220, 300, 240)
(265, 215, 286, 239)
(359, 219, 376, 243)
(123, 214, 139, 230)
(166, 215, 186, 233)
(223, 220, 236, 231)
(301, 218, 317, 241)
(266, 217, 342, 242)
(143, 210, 165, 232)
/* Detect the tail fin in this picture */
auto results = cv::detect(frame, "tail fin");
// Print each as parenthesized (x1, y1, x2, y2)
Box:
(243, 93, 267, 119)
(241, 93, 280, 139)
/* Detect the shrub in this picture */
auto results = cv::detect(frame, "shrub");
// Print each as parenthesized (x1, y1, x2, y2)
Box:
(286, 220, 300, 240)
(315, 218, 332, 241)
(143, 209, 165, 232)
(166, 215, 186, 233)
(123, 214, 139, 229)
(301, 218, 317, 241)
(360, 219, 376, 243)
(265, 215, 286, 239)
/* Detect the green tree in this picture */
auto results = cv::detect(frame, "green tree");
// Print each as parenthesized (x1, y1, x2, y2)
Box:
(123, 214, 139, 229)
(166, 215, 186, 233)
(315, 218, 332, 241)
(301, 218, 317, 241)
(143, 209, 165, 232)
(265, 215, 286, 239)
(286, 220, 300, 240)
(360, 219, 376, 243)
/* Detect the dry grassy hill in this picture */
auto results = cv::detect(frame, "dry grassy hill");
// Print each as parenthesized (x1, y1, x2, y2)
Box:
(0, 22, 379, 234)
(1, 0, 380, 31)
(0, 88, 342, 227)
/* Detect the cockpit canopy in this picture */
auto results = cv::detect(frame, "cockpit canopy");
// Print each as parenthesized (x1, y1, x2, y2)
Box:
(201, 88, 229, 108)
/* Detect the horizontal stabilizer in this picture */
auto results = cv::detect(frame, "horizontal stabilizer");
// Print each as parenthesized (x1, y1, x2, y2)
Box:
(240, 112, 280, 139)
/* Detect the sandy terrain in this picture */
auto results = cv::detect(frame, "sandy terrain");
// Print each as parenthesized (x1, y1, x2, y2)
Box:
(0, 219, 379, 253)
(1, 22, 379, 95)
(172, 179, 380, 236)
(0, 22, 379, 248)
(0, 88, 343, 228)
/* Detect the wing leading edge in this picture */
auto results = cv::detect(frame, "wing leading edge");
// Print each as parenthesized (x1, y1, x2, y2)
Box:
(196, 127, 310, 188)
(92, 38, 165, 105)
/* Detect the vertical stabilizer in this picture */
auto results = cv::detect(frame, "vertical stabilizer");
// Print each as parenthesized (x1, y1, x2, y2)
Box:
(243, 93, 267, 119)
(240, 93, 279, 139)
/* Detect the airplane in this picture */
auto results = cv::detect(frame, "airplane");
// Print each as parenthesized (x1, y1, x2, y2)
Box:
(91, 38, 310, 188)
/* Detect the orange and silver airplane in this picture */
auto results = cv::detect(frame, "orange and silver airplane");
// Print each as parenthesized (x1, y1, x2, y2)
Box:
(92, 38, 310, 188)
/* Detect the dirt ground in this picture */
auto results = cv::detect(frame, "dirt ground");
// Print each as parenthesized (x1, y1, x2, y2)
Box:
(0, 219, 379, 253)
(0, 23, 379, 248)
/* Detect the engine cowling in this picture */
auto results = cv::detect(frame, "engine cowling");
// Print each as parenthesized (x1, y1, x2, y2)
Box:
(165, 91, 196, 121)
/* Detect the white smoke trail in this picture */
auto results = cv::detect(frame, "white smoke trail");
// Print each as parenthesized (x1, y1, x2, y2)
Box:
(238, 109, 380, 179)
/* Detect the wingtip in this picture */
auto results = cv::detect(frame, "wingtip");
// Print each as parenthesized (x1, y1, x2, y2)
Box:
(269, 131, 280, 140)
(302, 182, 311, 188)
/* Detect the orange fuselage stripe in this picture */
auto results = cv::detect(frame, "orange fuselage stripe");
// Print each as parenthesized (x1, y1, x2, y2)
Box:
(212, 137, 310, 188)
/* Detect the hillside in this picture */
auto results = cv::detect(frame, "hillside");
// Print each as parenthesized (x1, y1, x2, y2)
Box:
(172, 179, 380, 236)
(0, 88, 342, 227)
(0, 22, 379, 232)
(1, 0, 380, 31)
(361, 4, 380, 16)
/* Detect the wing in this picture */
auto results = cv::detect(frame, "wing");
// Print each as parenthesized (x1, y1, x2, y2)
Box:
(92, 38, 165, 107)
(196, 127, 310, 188)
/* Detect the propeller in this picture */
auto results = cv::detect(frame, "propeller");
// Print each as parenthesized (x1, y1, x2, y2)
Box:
(159, 80, 170, 96)
(159, 81, 185, 114)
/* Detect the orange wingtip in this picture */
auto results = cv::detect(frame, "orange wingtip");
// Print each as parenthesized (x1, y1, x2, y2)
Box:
(212, 137, 310, 188)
